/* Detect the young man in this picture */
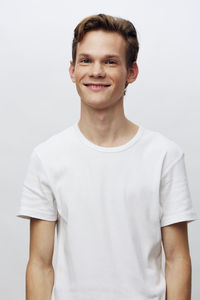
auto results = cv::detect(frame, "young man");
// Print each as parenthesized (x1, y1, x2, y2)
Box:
(16, 14, 198, 300)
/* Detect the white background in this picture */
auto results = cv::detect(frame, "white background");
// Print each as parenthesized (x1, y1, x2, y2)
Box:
(1, 0, 200, 299)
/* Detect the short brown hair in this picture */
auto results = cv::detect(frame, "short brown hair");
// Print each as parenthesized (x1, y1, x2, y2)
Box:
(72, 13, 139, 69)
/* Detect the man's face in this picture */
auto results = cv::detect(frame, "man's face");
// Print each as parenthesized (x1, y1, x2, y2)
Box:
(69, 30, 138, 109)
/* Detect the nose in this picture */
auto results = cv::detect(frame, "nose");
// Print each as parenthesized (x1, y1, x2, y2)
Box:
(89, 62, 105, 78)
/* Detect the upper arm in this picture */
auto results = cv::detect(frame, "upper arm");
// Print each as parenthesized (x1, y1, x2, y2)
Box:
(161, 221, 191, 262)
(28, 218, 57, 267)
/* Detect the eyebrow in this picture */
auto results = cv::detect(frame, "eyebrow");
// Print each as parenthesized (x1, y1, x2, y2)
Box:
(78, 53, 121, 60)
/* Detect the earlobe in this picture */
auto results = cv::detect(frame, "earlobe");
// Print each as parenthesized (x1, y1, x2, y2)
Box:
(69, 61, 76, 83)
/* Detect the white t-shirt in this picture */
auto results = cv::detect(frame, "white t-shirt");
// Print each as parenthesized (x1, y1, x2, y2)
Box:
(16, 121, 198, 300)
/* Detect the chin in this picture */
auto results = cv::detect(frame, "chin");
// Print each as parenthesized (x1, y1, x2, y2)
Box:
(80, 97, 113, 110)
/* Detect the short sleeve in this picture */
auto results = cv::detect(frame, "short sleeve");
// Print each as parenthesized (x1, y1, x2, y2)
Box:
(16, 149, 58, 221)
(160, 153, 199, 227)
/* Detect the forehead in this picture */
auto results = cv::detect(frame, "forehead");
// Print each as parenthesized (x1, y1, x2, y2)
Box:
(76, 30, 126, 58)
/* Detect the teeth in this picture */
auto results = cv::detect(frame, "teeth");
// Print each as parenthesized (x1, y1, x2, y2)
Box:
(85, 84, 109, 86)
(86, 84, 109, 88)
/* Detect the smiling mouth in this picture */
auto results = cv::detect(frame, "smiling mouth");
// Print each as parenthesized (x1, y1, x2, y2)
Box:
(83, 83, 111, 91)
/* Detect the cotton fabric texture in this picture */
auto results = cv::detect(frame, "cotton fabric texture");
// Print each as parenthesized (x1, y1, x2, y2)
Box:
(16, 121, 198, 300)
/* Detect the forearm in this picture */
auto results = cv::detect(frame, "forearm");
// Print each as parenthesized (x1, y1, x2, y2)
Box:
(26, 261, 54, 300)
(165, 257, 192, 300)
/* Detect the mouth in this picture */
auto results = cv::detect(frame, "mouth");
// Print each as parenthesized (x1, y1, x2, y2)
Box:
(83, 83, 111, 92)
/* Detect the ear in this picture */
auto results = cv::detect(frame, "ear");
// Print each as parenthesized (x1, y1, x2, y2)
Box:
(69, 61, 76, 83)
(126, 61, 139, 84)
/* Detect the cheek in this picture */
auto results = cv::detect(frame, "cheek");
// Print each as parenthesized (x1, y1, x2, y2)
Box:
(113, 72, 127, 89)
(110, 68, 127, 81)
(74, 67, 85, 81)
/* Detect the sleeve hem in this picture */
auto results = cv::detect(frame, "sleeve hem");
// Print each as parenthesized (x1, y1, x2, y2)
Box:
(160, 212, 200, 227)
(16, 208, 57, 221)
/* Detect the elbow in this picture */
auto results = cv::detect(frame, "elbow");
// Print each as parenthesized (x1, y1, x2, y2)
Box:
(165, 255, 192, 276)
(26, 258, 54, 271)
(166, 253, 192, 265)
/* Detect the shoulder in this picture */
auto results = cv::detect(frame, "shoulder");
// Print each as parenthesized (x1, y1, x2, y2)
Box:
(31, 124, 76, 164)
(142, 126, 184, 170)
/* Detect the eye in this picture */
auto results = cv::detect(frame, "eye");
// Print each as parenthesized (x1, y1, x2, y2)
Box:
(80, 58, 90, 63)
(105, 60, 116, 65)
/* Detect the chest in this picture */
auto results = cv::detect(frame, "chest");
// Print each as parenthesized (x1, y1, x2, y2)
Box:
(53, 153, 162, 227)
